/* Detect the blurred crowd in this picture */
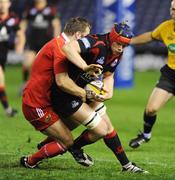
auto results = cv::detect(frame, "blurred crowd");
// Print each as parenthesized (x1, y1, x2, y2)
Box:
(10, 0, 60, 19)
(0, 0, 62, 117)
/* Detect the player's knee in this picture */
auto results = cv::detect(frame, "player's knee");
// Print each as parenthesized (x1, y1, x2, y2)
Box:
(96, 128, 108, 138)
(82, 111, 102, 130)
(95, 103, 106, 116)
(57, 136, 73, 149)
(106, 124, 114, 134)
(64, 139, 74, 149)
(49, 127, 74, 149)
(146, 106, 158, 116)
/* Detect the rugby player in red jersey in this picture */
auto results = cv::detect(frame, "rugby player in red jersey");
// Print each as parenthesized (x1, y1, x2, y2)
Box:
(20, 17, 101, 168)
(37, 23, 148, 173)
(0, 0, 25, 117)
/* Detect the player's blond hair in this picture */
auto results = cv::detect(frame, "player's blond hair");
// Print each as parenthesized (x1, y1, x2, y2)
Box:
(63, 17, 91, 35)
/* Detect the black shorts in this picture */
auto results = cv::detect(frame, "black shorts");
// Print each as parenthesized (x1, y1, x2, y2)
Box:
(51, 88, 83, 118)
(156, 65, 175, 95)
(0, 51, 8, 69)
(26, 39, 46, 52)
(27, 32, 52, 52)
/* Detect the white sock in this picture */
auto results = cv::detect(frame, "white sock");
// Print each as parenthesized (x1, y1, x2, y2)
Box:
(6, 107, 12, 113)
(143, 133, 151, 139)
(123, 162, 132, 168)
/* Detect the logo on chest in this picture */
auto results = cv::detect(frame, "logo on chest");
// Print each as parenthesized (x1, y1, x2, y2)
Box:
(32, 14, 49, 28)
(168, 43, 175, 53)
(0, 26, 8, 41)
(71, 100, 80, 108)
(96, 56, 105, 64)
(110, 59, 119, 67)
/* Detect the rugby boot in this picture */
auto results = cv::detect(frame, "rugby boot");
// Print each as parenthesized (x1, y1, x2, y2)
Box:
(20, 156, 41, 169)
(122, 162, 149, 173)
(129, 132, 150, 149)
(6, 107, 18, 117)
(69, 148, 94, 167)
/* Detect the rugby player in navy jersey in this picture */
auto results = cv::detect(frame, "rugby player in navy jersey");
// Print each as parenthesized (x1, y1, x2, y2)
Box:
(20, 0, 61, 93)
(38, 22, 148, 173)
(0, 0, 25, 117)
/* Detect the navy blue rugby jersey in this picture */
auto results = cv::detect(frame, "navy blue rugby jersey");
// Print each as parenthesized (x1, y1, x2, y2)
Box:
(0, 13, 20, 51)
(67, 34, 122, 87)
(24, 5, 57, 40)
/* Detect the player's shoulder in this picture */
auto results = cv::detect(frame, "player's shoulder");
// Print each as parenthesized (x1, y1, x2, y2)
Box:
(44, 37, 65, 56)
(53, 36, 65, 48)
(79, 34, 106, 48)
(6, 12, 20, 26)
(28, 6, 37, 14)
(158, 19, 173, 28)
(88, 34, 106, 42)
(42, 5, 57, 16)
(91, 34, 107, 46)
(42, 38, 57, 49)
(46, 5, 57, 14)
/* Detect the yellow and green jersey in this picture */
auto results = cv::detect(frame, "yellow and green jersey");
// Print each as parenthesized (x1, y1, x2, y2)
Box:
(152, 19, 175, 69)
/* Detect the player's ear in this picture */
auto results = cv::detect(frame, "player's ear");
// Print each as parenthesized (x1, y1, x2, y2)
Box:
(75, 31, 82, 40)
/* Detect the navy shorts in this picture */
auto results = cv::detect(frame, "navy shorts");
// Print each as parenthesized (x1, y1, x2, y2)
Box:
(51, 88, 83, 118)
(0, 51, 8, 69)
(26, 40, 46, 52)
(156, 65, 175, 95)
(26, 31, 52, 52)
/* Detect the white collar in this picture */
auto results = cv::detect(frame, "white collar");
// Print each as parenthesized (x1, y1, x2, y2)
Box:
(61, 32, 70, 43)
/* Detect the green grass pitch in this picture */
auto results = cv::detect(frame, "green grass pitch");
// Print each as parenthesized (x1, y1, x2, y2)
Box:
(0, 65, 175, 180)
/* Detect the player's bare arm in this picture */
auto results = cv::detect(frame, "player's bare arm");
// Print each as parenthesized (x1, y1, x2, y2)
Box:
(93, 72, 114, 102)
(19, 19, 28, 32)
(62, 40, 102, 73)
(55, 72, 86, 102)
(103, 72, 114, 99)
(52, 17, 61, 37)
(15, 29, 25, 54)
(131, 31, 153, 45)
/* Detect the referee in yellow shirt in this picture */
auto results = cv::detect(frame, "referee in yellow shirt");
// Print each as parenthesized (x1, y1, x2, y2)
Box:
(129, 0, 175, 148)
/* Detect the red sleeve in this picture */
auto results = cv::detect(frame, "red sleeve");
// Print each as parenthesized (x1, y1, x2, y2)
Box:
(53, 43, 68, 74)
(54, 59, 68, 74)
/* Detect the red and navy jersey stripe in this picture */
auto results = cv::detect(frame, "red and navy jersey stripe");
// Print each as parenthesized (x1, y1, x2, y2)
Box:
(67, 34, 122, 87)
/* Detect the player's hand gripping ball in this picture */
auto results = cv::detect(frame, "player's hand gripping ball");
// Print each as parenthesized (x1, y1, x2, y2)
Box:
(85, 80, 105, 101)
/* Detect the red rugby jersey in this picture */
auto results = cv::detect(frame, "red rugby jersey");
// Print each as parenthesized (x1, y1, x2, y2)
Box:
(22, 33, 68, 107)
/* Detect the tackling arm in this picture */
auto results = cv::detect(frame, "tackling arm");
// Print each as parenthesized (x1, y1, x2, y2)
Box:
(62, 40, 88, 70)
(131, 31, 153, 45)
(55, 72, 86, 102)
(62, 41, 102, 72)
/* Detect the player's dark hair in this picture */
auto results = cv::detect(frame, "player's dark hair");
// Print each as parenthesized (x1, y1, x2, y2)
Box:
(63, 17, 91, 35)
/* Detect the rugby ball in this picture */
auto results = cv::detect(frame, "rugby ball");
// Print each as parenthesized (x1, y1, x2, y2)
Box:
(85, 80, 105, 100)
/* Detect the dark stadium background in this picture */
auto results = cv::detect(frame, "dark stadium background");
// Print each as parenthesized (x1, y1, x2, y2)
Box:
(9, 0, 172, 70)
(11, 0, 171, 50)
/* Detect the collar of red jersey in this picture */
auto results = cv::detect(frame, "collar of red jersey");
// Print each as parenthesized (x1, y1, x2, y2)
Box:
(61, 32, 70, 43)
